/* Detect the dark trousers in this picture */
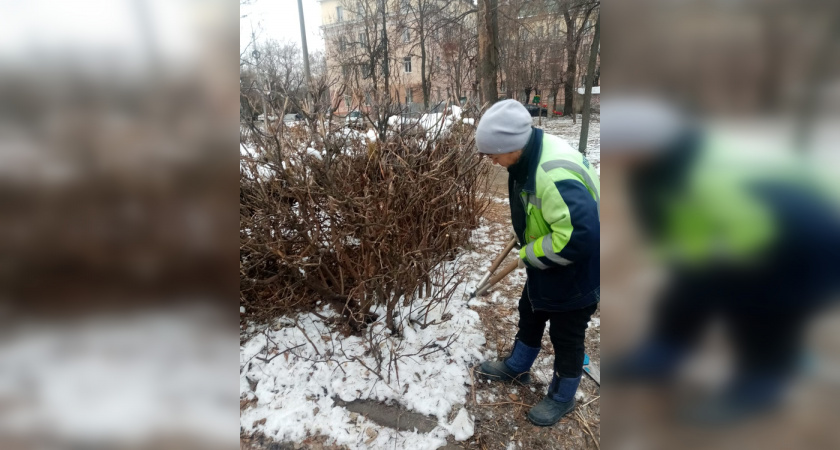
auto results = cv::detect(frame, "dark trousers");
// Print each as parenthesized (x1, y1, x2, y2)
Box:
(515, 285, 598, 378)
(652, 272, 813, 377)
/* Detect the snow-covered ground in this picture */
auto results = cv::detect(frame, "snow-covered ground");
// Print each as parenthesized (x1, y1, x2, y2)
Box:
(239, 113, 601, 449)
(240, 220, 511, 449)
(535, 115, 601, 175)
(1, 307, 234, 448)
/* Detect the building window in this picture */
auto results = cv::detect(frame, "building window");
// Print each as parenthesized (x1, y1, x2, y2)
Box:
(436, 87, 441, 101)
(362, 63, 371, 78)
(400, 0, 410, 13)
(403, 56, 412, 73)
(405, 87, 412, 104)
(359, 32, 367, 46)
(342, 65, 350, 79)
(403, 29, 410, 43)
(339, 36, 347, 51)
(344, 95, 351, 108)
(336, 6, 343, 22)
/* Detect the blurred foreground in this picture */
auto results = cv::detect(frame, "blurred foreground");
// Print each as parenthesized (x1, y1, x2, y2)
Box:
(603, 1, 840, 449)
(0, 1, 238, 449)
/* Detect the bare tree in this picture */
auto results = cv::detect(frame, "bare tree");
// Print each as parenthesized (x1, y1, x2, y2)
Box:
(559, 0, 598, 116)
(401, 0, 477, 109)
(402, 0, 440, 110)
(478, 0, 500, 105)
(258, 40, 307, 105)
(440, 19, 478, 102)
(324, 0, 403, 138)
(493, 0, 565, 107)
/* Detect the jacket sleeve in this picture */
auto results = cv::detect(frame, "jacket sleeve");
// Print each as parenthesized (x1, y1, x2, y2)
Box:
(519, 177, 600, 269)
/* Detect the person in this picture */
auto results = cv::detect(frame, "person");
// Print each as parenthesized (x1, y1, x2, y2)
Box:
(603, 98, 840, 425)
(475, 100, 601, 427)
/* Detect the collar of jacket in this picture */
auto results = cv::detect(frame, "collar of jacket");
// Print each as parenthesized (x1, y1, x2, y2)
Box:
(507, 127, 543, 194)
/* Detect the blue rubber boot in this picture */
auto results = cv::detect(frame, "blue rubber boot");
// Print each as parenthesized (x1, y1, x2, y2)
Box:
(527, 374, 580, 427)
(607, 339, 687, 382)
(681, 372, 787, 426)
(478, 340, 540, 384)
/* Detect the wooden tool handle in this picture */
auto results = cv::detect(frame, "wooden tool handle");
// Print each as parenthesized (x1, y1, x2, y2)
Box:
(487, 237, 517, 275)
(475, 259, 519, 297)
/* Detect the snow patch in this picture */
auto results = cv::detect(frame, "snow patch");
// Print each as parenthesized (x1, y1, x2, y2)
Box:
(239, 222, 505, 447)
(305, 147, 322, 160)
(448, 408, 474, 441)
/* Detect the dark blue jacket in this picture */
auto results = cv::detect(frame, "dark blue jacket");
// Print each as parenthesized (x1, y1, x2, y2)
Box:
(508, 128, 600, 312)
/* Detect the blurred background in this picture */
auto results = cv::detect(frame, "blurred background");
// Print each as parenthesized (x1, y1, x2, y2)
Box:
(0, 1, 238, 449)
(602, 1, 840, 449)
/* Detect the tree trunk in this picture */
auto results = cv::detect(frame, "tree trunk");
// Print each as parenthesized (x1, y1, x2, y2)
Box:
(478, 0, 499, 105)
(579, 12, 600, 153)
(563, 49, 577, 116)
(562, 10, 577, 116)
(421, 34, 430, 109)
(380, 0, 390, 140)
(420, 6, 430, 110)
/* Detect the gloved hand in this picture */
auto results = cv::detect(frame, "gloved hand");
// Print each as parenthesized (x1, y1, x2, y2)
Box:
(518, 258, 526, 269)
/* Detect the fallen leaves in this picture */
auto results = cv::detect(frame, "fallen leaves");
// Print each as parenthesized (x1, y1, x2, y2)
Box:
(364, 427, 378, 444)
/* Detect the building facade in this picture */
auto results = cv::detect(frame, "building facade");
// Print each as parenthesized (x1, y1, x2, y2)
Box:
(319, 0, 477, 114)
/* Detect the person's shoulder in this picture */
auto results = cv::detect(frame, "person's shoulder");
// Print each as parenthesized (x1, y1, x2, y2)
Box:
(541, 133, 577, 156)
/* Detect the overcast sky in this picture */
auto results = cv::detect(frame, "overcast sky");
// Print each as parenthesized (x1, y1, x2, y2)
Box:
(0, 0, 204, 70)
(240, 0, 325, 56)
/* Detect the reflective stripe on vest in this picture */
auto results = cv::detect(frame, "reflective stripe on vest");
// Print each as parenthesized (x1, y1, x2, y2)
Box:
(540, 159, 600, 219)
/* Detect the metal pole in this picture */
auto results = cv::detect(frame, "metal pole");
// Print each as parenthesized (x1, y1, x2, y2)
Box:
(250, 23, 270, 132)
(297, 0, 313, 108)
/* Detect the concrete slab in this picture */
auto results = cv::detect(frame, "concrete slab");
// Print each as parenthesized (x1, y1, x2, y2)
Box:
(332, 397, 439, 433)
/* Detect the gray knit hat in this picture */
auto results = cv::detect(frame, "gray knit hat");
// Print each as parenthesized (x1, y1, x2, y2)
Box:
(476, 100, 533, 154)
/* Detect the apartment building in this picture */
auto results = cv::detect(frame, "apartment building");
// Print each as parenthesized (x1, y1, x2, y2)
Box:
(319, 0, 477, 114)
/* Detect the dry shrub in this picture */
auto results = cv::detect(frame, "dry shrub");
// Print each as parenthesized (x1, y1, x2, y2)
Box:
(240, 118, 490, 334)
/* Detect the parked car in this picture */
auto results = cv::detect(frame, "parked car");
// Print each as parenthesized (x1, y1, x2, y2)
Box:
(430, 101, 459, 114)
(283, 113, 302, 124)
(524, 104, 548, 117)
(345, 110, 363, 128)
